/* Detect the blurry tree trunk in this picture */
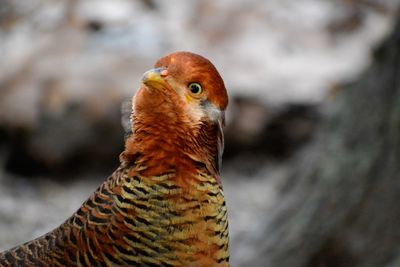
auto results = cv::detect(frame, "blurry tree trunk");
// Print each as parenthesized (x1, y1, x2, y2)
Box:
(245, 11, 400, 267)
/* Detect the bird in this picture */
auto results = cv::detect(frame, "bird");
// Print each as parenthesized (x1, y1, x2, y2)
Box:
(0, 51, 229, 267)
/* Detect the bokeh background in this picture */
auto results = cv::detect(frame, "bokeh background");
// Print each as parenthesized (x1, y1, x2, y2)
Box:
(1, 1, 400, 266)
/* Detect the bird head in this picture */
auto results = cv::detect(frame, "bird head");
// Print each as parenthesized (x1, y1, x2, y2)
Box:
(138, 52, 227, 123)
(125, 52, 228, 175)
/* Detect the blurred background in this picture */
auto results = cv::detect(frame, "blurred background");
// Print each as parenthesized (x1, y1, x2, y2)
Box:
(1, 1, 400, 266)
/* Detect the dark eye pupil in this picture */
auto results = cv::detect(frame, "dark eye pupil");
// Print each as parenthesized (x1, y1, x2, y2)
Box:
(190, 83, 201, 94)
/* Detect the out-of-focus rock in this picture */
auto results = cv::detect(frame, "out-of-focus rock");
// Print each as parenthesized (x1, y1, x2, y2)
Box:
(225, 97, 319, 160)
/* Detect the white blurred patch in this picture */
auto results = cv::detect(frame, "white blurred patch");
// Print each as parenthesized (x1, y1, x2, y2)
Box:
(203, 102, 223, 123)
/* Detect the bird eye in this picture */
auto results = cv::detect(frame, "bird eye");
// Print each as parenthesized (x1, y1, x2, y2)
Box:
(188, 83, 202, 95)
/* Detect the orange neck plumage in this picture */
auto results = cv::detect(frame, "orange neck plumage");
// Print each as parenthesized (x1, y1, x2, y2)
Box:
(120, 85, 220, 185)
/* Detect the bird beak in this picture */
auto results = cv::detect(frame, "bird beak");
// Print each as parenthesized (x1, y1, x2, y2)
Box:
(142, 67, 169, 91)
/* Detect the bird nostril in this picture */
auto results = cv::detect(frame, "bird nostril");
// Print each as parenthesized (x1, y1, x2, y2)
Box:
(160, 69, 168, 77)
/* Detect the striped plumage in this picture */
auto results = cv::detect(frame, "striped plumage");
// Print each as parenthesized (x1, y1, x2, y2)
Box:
(0, 51, 229, 266)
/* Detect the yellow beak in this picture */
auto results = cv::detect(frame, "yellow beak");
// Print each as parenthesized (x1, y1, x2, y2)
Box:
(142, 68, 169, 91)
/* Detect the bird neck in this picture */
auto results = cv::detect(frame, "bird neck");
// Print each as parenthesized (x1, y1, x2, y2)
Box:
(121, 114, 220, 180)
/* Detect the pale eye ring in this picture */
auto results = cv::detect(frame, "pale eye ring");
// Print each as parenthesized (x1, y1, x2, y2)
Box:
(188, 82, 202, 95)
